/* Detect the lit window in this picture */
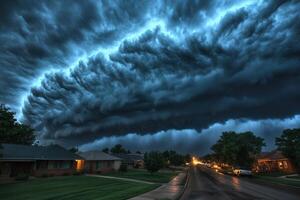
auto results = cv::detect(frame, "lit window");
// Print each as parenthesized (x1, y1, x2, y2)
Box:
(278, 161, 283, 169)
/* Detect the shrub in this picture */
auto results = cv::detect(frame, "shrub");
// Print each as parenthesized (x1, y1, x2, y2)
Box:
(72, 171, 83, 176)
(144, 151, 164, 173)
(41, 173, 48, 178)
(15, 173, 29, 181)
(62, 172, 70, 176)
(134, 163, 141, 168)
(119, 163, 128, 172)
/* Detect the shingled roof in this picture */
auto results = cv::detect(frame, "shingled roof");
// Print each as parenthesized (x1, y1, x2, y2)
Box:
(0, 143, 83, 161)
(78, 151, 122, 161)
(258, 150, 287, 160)
(112, 153, 144, 161)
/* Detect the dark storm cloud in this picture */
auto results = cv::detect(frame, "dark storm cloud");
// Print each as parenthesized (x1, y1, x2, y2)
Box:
(1, 1, 300, 151)
(0, 0, 151, 111)
(80, 116, 300, 155)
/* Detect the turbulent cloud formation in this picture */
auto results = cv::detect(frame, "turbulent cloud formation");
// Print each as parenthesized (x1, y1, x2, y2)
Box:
(80, 115, 300, 154)
(1, 0, 300, 152)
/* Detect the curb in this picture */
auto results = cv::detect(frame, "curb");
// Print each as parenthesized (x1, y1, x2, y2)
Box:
(175, 168, 190, 200)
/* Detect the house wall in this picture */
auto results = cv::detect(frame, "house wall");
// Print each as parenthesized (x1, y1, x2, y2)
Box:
(0, 162, 12, 178)
(32, 160, 76, 176)
(255, 159, 295, 173)
(0, 160, 78, 179)
(113, 160, 121, 171)
(0, 161, 34, 177)
(34, 160, 77, 176)
(33, 168, 75, 176)
(85, 160, 117, 173)
(121, 159, 144, 169)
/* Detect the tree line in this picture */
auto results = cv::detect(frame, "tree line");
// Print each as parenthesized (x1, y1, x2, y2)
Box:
(204, 130, 300, 172)
(144, 151, 191, 173)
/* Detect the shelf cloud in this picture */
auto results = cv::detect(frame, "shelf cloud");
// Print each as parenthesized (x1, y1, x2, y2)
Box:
(1, 0, 299, 152)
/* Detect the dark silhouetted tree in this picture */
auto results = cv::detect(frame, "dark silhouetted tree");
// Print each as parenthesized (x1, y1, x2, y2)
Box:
(0, 104, 35, 145)
(102, 147, 109, 153)
(184, 154, 192, 163)
(144, 151, 164, 173)
(169, 150, 185, 166)
(211, 131, 265, 167)
(276, 128, 300, 171)
(110, 144, 127, 154)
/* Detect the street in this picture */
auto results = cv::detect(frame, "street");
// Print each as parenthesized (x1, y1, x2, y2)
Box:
(180, 166, 300, 200)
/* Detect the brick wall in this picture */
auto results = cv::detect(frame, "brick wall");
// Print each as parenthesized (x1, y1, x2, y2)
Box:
(33, 168, 76, 177)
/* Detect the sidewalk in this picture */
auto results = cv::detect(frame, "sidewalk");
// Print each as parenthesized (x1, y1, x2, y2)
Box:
(86, 174, 156, 184)
(129, 172, 187, 200)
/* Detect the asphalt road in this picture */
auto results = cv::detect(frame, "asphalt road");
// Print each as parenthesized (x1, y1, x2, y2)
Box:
(180, 166, 300, 200)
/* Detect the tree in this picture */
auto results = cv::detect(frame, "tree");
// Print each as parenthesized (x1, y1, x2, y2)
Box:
(211, 131, 265, 167)
(169, 151, 185, 166)
(102, 147, 109, 153)
(69, 147, 78, 153)
(184, 154, 192, 163)
(276, 128, 300, 171)
(202, 154, 217, 162)
(144, 151, 164, 173)
(119, 163, 128, 172)
(110, 144, 127, 154)
(0, 104, 35, 145)
(161, 150, 186, 166)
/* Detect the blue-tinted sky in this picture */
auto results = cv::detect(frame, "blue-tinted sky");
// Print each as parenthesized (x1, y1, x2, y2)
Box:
(1, 0, 299, 154)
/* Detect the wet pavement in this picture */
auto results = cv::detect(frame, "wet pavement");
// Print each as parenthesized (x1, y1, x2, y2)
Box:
(180, 166, 300, 200)
(129, 172, 186, 200)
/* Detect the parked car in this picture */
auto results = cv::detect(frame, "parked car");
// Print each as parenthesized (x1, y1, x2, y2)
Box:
(233, 166, 252, 176)
(220, 166, 234, 175)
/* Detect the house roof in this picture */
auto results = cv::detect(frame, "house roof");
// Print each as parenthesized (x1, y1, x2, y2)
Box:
(112, 153, 144, 161)
(258, 150, 287, 161)
(0, 143, 83, 161)
(78, 151, 122, 161)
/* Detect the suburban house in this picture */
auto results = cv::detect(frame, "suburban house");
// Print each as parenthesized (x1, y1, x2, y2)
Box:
(113, 153, 144, 168)
(78, 151, 122, 173)
(0, 143, 84, 180)
(254, 150, 294, 173)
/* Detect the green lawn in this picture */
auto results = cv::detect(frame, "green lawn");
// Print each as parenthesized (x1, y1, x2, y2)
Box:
(103, 169, 178, 183)
(286, 175, 300, 179)
(0, 176, 159, 200)
(256, 172, 294, 177)
(255, 175, 300, 188)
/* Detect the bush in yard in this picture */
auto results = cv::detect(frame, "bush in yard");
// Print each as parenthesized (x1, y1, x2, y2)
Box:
(276, 128, 300, 172)
(62, 172, 70, 176)
(41, 173, 48, 178)
(72, 171, 83, 176)
(15, 173, 29, 181)
(144, 151, 164, 173)
(119, 163, 128, 172)
(134, 162, 141, 168)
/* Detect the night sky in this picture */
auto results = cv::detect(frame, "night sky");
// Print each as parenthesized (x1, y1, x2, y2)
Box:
(1, 0, 300, 154)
